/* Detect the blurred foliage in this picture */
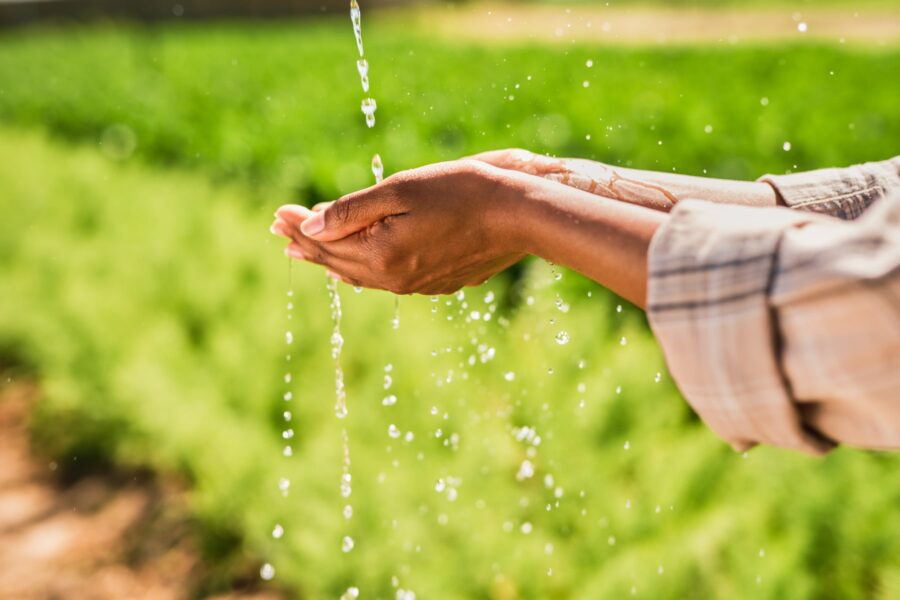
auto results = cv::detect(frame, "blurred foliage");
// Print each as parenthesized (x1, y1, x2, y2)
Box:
(0, 16, 899, 600)
(0, 21, 898, 199)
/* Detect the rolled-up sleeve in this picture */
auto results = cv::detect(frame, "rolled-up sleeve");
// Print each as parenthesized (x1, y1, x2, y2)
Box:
(760, 156, 900, 220)
(647, 190, 900, 455)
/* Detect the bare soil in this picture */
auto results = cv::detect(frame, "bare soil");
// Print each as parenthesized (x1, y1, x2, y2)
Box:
(0, 379, 280, 600)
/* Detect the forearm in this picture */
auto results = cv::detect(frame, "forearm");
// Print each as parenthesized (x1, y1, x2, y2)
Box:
(502, 172, 666, 308)
(564, 159, 780, 210)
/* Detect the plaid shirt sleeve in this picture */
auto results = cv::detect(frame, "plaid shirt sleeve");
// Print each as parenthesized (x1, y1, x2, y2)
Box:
(760, 156, 900, 220)
(647, 158, 900, 455)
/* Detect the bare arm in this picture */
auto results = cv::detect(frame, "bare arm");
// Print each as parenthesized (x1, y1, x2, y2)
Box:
(469, 149, 781, 211)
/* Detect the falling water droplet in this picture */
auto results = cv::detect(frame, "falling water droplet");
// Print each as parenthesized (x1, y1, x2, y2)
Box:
(341, 472, 352, 498)
(272, 524, 284, 539)
(350, 0, 363, 55)
(260, 563, 275, 580)
(357, 59, 369, 92)
(555, 331, 570, 345)
(504, 371, 515, 381)
(372, 153, 384, 183)
(388, 424, 401, 439)
(361, 98, 377, 128)
(342, 536, 355, 553)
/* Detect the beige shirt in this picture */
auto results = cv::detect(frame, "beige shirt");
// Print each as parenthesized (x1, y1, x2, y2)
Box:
(647, 157, 900, 454)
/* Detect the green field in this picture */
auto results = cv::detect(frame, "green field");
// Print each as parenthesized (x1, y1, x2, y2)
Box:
(1, 15, 899, 599)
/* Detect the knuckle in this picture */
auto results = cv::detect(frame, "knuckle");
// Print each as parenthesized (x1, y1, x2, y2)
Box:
(311, 244, 329, 265)
(330, 198, 355, 224)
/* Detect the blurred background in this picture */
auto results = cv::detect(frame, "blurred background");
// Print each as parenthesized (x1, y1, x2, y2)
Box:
(0, 0, 898, 598)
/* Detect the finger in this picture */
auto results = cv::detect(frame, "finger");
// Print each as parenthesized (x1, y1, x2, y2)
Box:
(284, 240, 377, 286)
(312, 201, 334, 212)
(326, 269, 362, 288)
(283, 220, 379, 263)
(297, 186, 403, 243)
(465, 275, 492, 287)
(270, 218, 292, 238)
(276, 206, 344, 246)
(275, 204, 315, 224)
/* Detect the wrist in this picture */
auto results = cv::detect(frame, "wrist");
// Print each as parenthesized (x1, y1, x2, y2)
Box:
(472, 162, 536, 256)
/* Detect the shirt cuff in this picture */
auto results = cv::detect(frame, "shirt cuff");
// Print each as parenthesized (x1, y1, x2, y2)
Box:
(646, 200, 835, 455)
(759, 156, 900, 220)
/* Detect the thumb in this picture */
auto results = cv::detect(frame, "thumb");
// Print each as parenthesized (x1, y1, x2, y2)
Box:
(300, 190, 397, 242)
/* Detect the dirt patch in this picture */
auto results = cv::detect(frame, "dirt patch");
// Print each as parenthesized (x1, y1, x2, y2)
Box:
(397, 4, 900, 46)
(0, 378, 280, 600)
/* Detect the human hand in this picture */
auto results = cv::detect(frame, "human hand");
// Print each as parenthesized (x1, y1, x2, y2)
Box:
(270, 160, 526, 295)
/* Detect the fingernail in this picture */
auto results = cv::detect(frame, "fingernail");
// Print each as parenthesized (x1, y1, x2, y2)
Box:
(285, 247, 305, 260)
(300, 212, 325, 237)
(269, 223, 281, 236)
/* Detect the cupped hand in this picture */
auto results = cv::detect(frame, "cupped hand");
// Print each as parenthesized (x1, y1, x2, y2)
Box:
(469, 148, 678, 211)
(271, 160, 526, 295)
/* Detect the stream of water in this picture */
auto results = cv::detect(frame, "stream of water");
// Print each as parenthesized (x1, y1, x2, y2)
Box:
(334, 2, 391, 597)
